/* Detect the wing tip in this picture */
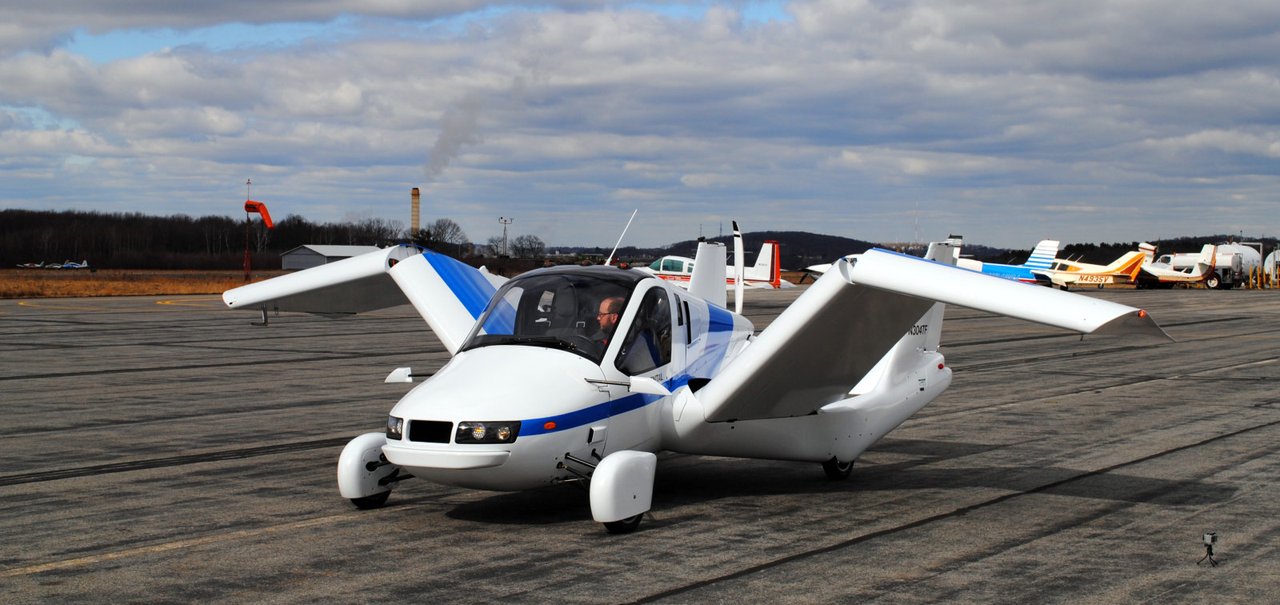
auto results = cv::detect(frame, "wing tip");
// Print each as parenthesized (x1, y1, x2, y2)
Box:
(1092, 309, 1173, 342)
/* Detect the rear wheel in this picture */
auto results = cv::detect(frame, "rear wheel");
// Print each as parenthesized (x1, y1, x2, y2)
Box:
(604, 514, 642, 534)
(822, 457, 853, 480)
(1205, 275, 1221, 289)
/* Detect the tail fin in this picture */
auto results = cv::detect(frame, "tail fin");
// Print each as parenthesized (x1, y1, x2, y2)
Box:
(732, 222, 744, 314)
(688, 240, 728, 308)
(914, 236, 961, 351)
(742, 241, 782, 288)
(1023, 240, 1060, 270)
(1193, 245, 1217, 277)
(1104, 251, 1146, 280)
(1139, 242, 1157, 264)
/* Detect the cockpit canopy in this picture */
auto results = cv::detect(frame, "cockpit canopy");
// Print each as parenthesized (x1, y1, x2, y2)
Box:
(460, 266, 648, 364)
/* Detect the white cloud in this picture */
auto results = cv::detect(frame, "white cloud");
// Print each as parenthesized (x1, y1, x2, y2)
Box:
(0, 1, 1278, 247)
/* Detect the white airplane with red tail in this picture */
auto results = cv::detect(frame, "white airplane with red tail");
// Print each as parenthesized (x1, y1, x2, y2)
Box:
(639, 223, 792, 289)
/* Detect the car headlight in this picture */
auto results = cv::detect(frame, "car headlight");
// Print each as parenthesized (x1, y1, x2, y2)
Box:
(456, 421, 521, 443)
(386, 415, 404, 440)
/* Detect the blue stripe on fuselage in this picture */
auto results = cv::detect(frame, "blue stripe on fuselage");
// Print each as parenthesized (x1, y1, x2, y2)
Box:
(520, 393, 656, 436)
(684, 303, 736, 379)
(707, 305, 733, 333)
(519, 375, 691, 437)
(976, 262, 1036, 282)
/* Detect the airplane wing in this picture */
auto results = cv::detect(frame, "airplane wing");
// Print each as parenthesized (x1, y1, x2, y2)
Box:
(223, 246, 416, 314)
(694, 248, 1168, 422)
(223, 245, 507, 354)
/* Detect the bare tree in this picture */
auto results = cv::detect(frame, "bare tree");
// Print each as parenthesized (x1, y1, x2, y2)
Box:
(510, 234, 545, 259)
(486, 235, 506, 256)
(427, 218, 468, 255)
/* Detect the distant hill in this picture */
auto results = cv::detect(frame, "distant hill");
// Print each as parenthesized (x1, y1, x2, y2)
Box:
(664, 231, 878, 270)
(555, 231, 1029, 270)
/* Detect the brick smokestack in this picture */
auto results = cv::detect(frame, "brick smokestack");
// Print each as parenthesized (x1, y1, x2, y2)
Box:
(411, 187, 421, 233)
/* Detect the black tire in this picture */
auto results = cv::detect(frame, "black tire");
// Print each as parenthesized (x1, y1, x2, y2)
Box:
(1205, 275, 1220, 289)
(603, 514, 642, 534)
(351, 490, 391, 510)
(1059, 285, 1069, 291)
(822, 457, 853, 480)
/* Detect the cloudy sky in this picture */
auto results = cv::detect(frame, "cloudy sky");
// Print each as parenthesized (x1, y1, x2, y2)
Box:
(2, 1, 1278, 248)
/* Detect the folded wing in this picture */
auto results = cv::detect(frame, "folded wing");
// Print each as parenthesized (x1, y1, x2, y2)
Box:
(695, 248, 1167, 422)
(223, 246, 507, 354)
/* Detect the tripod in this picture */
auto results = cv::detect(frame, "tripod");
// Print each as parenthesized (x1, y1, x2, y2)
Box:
(1197, 543, 1218, 567)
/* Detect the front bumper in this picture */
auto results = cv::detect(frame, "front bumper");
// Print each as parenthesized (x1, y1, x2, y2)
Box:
(382, 443, 510, 470)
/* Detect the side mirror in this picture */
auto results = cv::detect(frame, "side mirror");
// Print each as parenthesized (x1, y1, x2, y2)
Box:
(384, 367, 414, 384)
(629, 376, 671, 396)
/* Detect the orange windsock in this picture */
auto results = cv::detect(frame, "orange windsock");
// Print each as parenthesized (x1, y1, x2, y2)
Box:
(244, 200, 274, 229)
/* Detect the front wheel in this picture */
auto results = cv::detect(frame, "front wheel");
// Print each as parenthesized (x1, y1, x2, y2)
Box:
(604, 514, 642, 534)
(351, 490, 391, 510)
(1205, 275, 1221, 289)
(822, 457, 853, 480)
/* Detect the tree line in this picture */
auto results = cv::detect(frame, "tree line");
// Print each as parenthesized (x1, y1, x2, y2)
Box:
(0, 209, 548, 270)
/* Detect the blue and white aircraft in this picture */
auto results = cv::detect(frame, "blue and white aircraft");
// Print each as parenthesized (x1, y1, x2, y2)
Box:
(955, 239, 1059, 285)
(223, 235, 1164, 533)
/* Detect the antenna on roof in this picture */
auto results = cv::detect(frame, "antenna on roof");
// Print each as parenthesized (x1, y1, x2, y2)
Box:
(605, 209, 638, 266)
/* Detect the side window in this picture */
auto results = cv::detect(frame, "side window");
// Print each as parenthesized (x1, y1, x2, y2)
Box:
(616, 289, 673, 376)
(662, 258, 682, 272)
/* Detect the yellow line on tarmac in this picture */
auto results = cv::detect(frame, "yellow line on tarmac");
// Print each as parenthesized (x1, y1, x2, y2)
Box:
(156, 297, 223, 308)
(0, 508, 411, 578)
(15, 301, 115, 312)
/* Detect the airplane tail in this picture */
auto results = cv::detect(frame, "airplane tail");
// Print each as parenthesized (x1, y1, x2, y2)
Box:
(742, 241, 782, 288)
(1139, 242, 1157, 264)
(688, 240, 728, 309)
(1193, 245, 1216, 278)
(1023, 240, 1060, 270)
(914, 236, 961, 351)
(1104, 251, 1145, 280)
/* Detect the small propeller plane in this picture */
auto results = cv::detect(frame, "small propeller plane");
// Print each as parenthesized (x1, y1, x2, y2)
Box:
(955, 239, 1059, 285)
(223, 232, 1166, 533)
(1137, 243, 1217, 288)
(639, 234, 792, 289)
(1034, 250, 1146, 290)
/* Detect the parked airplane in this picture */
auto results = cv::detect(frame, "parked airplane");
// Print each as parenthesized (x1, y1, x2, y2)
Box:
(1035, 251, 1146, 290)
(639, 234, 792, 289)
(808, 238, 1059, 286)
(15, 261, 46, 269)
(1136, 243, 1216, 288)
(955, 239, 1059, 285)
(223, 235, 1165, 533)
(60, 260, 90, 270)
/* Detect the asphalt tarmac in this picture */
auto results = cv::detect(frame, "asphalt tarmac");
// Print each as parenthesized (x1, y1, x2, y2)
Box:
(1, 286, 1277, 603)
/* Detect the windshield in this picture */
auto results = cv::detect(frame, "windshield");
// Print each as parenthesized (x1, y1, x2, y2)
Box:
(460, 267, 644, 364)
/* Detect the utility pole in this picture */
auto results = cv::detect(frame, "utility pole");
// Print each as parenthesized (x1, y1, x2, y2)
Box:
(243, 179, 252, 282)
(498, 216, 514, 256)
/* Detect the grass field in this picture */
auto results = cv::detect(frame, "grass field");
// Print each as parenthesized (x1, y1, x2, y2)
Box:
(0, 269, 285, 299)
(2, 268, 818, 299)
